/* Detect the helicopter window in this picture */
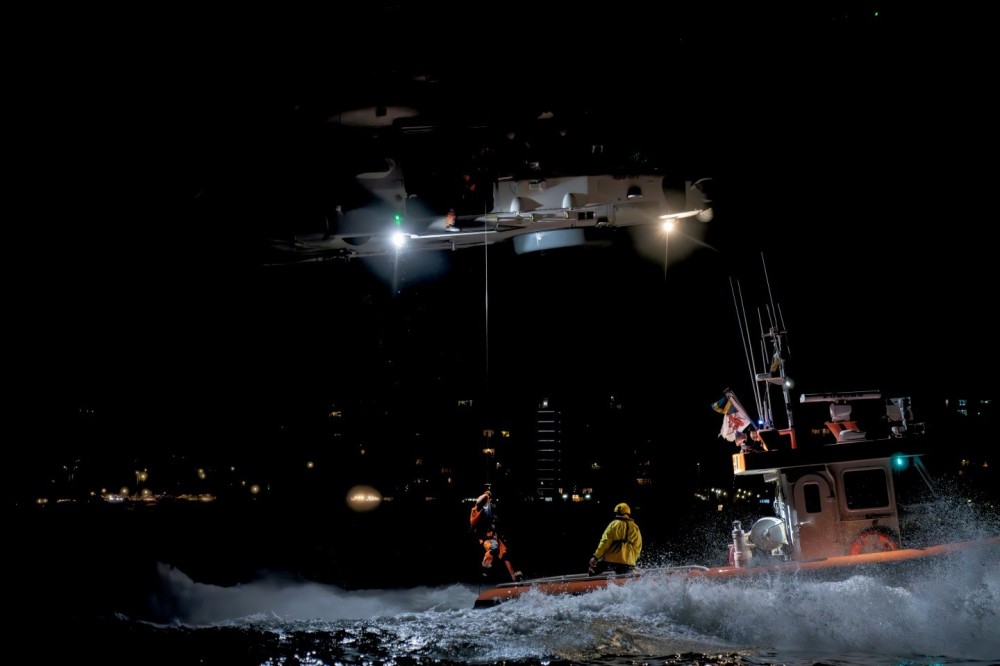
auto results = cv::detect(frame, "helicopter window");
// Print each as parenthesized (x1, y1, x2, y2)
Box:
(803, 483, 822, 513)
(843, 468, 890, 510)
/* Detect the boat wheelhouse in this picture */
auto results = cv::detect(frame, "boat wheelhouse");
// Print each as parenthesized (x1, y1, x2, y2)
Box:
(730, 391, 930, 563)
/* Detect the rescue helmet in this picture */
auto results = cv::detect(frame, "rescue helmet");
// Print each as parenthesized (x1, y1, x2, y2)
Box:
(614, 502, 631, 516)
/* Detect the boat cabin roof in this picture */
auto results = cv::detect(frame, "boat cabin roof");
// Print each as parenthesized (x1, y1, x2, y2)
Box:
(734, 437, 926, 476)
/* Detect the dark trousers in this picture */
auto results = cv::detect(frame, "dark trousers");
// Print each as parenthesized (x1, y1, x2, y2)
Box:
(592, 560, 635, 576)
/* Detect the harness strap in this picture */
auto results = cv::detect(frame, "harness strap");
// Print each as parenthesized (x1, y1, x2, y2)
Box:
(611, 520, 630, 552)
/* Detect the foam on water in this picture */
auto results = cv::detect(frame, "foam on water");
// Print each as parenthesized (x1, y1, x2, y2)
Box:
(148, 537, 1000, 664)
(150, 563, 478, 624)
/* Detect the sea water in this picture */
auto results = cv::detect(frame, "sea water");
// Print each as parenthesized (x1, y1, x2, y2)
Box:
(30, 541, 999, 666)
(15, 481, 1000, 666)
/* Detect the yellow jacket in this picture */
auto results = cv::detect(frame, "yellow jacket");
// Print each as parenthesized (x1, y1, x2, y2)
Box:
(593, 516, 642, 566)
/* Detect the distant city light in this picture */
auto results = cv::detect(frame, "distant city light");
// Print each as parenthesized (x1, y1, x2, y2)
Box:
(347, 484, 383, 512)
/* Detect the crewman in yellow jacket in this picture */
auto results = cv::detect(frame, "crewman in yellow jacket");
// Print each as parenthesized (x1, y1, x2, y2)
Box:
(589, 502, 642, 575)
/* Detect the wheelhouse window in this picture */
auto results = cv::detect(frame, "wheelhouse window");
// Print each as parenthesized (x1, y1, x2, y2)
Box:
(843, 468, 890, 510)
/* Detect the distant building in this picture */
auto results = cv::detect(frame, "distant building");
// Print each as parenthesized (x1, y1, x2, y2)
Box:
(535, 399, 562, 500)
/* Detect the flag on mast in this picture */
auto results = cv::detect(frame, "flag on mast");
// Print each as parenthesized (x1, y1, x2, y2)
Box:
(711, 389, 754, 442)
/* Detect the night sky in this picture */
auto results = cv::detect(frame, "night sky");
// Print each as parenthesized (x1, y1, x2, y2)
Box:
(7, 4, 999, 607)
(12, 2, 993, 476)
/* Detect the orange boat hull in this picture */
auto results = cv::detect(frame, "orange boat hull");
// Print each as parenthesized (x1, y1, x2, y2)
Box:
(473, 536, 1000, 608)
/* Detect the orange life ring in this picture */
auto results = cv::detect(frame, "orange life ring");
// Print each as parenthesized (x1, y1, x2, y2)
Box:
(850, 527, 900, 555)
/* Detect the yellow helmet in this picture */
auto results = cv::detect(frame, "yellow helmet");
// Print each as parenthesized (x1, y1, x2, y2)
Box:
(614, 502, 631, 516)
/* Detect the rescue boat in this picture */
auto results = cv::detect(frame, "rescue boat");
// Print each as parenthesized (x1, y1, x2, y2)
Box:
(473, 265, 1000, 608)
(473, 538, 1000, 608)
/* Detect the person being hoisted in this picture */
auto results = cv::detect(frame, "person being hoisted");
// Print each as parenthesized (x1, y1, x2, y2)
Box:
(470, 486, 522, 582)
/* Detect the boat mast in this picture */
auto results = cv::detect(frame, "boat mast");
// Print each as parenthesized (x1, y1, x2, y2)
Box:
(755, 306, 773, 430)
(758, 254, 797, 448)
(731, 277, 764, 425)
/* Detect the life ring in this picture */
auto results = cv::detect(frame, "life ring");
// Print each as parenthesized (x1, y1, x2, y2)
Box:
(849, 527, 900, 555)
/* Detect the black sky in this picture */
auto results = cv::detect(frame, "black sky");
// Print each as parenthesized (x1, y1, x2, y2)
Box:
(12, 2, 994, 449)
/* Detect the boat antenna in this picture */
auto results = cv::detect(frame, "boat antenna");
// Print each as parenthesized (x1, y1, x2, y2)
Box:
(759, 253, 796, 444)
(776, 301, 791, 359)
(730, 276, 764, 426)
(756, 305, 775, 430)
(762, 252, 777, 329)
